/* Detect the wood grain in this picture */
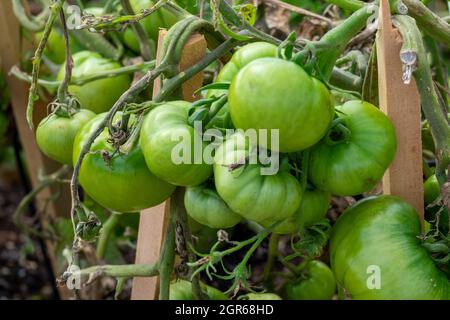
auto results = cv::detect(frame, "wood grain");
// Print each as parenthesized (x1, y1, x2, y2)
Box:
(376, 0, 424, 219)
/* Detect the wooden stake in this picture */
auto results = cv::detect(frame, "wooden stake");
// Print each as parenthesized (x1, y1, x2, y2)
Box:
(131, 30, 207, 300)
(0, 1, 71, 299)
(376, 0, 424, 219)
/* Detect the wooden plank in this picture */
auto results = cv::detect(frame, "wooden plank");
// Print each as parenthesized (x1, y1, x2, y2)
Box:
(0, 1, 72, 298)
(131, 30, 207, 300)
(376, 0, 424, 218)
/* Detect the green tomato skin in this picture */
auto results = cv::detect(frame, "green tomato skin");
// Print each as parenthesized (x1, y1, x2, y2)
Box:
(57, 51, 131, 114)
(139, 101, 213, 186)
(424, 175, 440, 206)
(283, 260, 336, 300)
(264, 188, 331, 234)
(309, 100, 397, 196)
(423, 175, 449, 234)
(208, 42, 277, 97)
(240, 293, 282, 300)
(330, 195, 450, 300)
(36, 29, 81, 64)
(213, 132, 302, 223)
(169, 280, 227, 300)
(36, 109, 95, 165)
(73, 113, 175, 213)
(185, 184, 241, 229)
(229, 58, 334, 153)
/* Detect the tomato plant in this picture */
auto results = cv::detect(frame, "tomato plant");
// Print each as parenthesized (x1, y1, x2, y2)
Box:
(139, 101, 213, 186)
(57, 51, 131, 114)
(229, 57, 334, 152)
(309, 100, 397, 196)
(283, 260, 336, 300)
(36, 109, 95, 165)
(330, 195, 450, 299)
(73, 112, 175, 212)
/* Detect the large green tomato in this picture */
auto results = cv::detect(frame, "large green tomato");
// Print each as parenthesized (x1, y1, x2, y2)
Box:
(139, 101, 212, 186)
(36, 29, 81, 64)
(73, 113, 175, 212)
(169, 280, 227, 300)
(213, 132, 302, 223)
(263, 188, 331, 234)
(283, 260, 336, 300)
(128, 0, 177, 42)
(330, 195, 450, 299)
(185, 183, 241, 229)
(36, 109, 95, 165)
(58, 51, 131, 114)
(309, 100, 397, 196)
(208, 42, 277, 97)
(229, 58, 334, 152)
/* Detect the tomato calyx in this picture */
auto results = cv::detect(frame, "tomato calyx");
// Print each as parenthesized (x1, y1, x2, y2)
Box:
(324, 118, 352, 146)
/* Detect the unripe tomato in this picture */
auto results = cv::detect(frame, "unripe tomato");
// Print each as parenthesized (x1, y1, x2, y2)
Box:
(240, 293, 282, 300)
(73, 112, 175, 212)
(35, 29, 81, 65)
(208, 42, 277, 97)
(139, 101, 212, 186)
(330, 195, 450, 299)
(57, 51, 131, 113)
(213, 132, 302, 223)
(36, 109, 95, 165)
(169, 280, 227, 300)
(283, 260, 336, 300)
(262, 188, 331, 234)
(423, 175, 449, 234)
(309, 100, 397, 196)
(185, 183, 241, 229)
(229, 58, 334, 152)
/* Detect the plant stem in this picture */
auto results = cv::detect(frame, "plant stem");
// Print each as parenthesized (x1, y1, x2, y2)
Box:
(26, 0, 65, 129)
(96, 212, 122, 260)
(262, 233, 279, 284)
(424, 36, 449, 108)
(120, 0, 154, 60)
(314, 4, 376, 80)
(329, 67, 363, 91)
(159, 191, 178, 300)
(11, 61, 156, 88)
(68, 263, 159, 279)
(395, 15, 450, 184)
(56, 8, 72, 105)
(402, 0, 450, 47)
(12, 0, 50, 31)
(325, 0, 365, 11)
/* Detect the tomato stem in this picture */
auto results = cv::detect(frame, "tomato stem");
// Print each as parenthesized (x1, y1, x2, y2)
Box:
(325, 121, 352, 145)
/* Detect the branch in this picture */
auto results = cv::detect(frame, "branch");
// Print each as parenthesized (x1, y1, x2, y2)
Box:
(325, 0, 365, 11)
(26, 0, 65, 129)
(402, 0, 450, 48)
(62, 263, 159, 282)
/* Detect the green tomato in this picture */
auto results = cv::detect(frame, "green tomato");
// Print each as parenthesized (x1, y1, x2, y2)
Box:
(208, 42, 277, 97)
(35, 29, 81, 64)
(139, 101, 213, 186)
(129, 0, 177, 41)
(185, 183, 241, 229)
(229, 58, 334, 152)
(213, 132, 302, 223)
(240, 293, 282, 300)
(330, 195, 450, 299)
(309, 100, 397, 196)
(57, 51, 131, 114)
(169, 279, 227, 300)
(423, 175, 449, 234)
(36, 109, 95, 165)
(283, 260, 336, 300)
(263, 188, 331, 234)
(73, 112, 175, 212)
